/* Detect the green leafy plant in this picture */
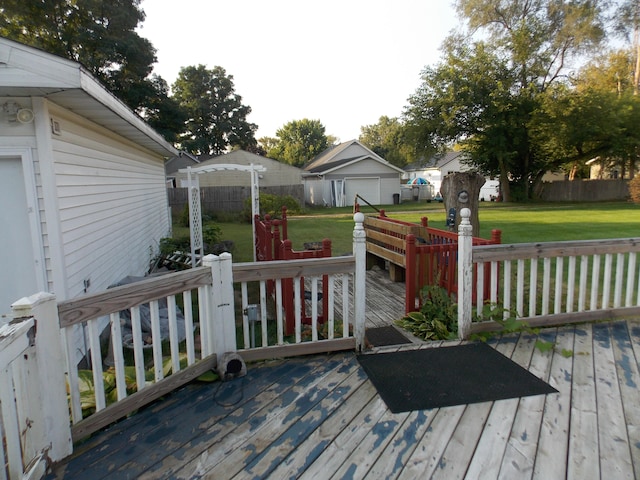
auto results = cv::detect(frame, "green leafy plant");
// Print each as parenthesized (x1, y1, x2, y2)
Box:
(470, 302, 567, 355)
(395, 284, 458, 340)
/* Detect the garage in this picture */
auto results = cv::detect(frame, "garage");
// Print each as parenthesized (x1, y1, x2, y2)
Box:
(344, 177, 380, 206)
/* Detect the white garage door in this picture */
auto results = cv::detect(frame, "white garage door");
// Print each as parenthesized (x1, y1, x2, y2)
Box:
(345, 178, 380, 206)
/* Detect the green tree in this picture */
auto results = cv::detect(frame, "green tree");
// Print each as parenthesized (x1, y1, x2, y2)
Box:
(172, 65, 258, 155)
(359, 116, 415, 167)
(267, 119, 330, 167)
(0, 0, 185, 141)
(405, 0, 607, 200)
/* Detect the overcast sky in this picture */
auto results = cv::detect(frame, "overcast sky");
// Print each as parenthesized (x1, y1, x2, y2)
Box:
(139, 0, 459, 142)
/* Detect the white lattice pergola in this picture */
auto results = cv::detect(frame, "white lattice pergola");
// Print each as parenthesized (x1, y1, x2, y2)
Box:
(179, 163, 266, 265)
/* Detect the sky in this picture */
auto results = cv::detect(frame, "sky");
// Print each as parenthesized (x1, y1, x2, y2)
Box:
(138, 0, 460, 143)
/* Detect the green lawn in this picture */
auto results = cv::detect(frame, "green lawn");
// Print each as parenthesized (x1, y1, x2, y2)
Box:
(183, 201, 640, 263)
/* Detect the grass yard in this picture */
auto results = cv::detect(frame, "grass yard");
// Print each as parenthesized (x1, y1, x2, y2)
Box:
(178, 201, 640, 263)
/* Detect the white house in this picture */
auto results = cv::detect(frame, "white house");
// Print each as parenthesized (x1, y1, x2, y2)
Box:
(302, 140, 404, 207)
(0, 37, 178, 316)
(404, 151, 500, 201)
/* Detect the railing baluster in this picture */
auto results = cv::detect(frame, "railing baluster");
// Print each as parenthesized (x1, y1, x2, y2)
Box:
(614, 253, 624, 308)
(578, 256, 588, 312)
(294, 278, 302, 343)
(110, 312, 127, 401)
(542, 257, 551, 315)
(87, 317, 106, 411)
(567, 256, 576, 313)
(167, 295, 180, 375)
(275, 279, 284, 345)
(241, 282, 250, 349)
(554, 257, 563, 314)
(516, 259, 525, 317)
(603, 254, 613, 309)
(183, 290, 195, 365)
(327, 275, 335, 340)
(503, 260, 512, 319)
(150, 300, 163, 382)
(476, 262, 484, 318)
(342, 274, 350, 338)
(131, 306, 146, 391)
(591, 254, 601, 310)
(311, 277, 319, 342)
(529, 258, 538, 317)
(260, 280, 268, 347)
(626, 252, 637, 307)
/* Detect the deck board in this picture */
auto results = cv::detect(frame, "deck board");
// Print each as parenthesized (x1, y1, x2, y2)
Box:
(47, 270, 640, 479)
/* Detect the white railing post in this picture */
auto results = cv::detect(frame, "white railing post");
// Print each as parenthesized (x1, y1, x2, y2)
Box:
(10, 292, 73, 472)
(353, 212, 366, 352)
(458, 208, 473, 339)
(203, 253, 237, 359)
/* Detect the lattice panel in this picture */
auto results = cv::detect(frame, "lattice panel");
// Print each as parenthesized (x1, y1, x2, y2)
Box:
(190, 186, 202, 250)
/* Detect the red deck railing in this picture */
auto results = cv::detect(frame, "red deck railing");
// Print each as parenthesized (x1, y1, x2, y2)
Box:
(254, 207, 332, 334)
(363, 209, 501, 313)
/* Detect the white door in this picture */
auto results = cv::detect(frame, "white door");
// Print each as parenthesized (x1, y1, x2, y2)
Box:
(345, 178, 380, 206)
(0, 156, 39, 315)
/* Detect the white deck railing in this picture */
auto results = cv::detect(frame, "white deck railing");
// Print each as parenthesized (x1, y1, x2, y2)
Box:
(0, 294, 72, 480)
(0, 213, 366, 478)
(457, 208, 640, 338)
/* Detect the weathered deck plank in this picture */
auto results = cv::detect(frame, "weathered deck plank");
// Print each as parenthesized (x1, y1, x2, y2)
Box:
(593, 322, 635, 478)
(48, 317, 640, 480)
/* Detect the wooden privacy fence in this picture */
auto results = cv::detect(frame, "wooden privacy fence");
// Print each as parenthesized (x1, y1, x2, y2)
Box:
(0, 214, 367, 477)
(254, 207, 333, 335)
(457, 208, 640, 338)
(363, 209, 501, 314)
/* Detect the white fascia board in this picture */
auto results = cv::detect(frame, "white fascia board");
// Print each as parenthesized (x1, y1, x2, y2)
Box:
(79, 70, 178, 157)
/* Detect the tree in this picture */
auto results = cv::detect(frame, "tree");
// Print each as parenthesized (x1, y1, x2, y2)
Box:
(359, 116, 415, 167)
(405, 0, 607, 200)
(172, 65, 258, 156)
(0, 0, 185, 141)
(267, 119, 330, 167)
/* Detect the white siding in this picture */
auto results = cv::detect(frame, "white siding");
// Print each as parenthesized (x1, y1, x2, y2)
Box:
(48, 104, 170, 299)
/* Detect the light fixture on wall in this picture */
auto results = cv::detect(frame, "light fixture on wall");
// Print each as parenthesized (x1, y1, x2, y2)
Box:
(16, 108, 34, 123)
(2, 101, 34, 124)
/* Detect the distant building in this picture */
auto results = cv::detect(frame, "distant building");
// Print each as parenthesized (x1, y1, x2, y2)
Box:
(404, 152, 500, 201)
(302, 140, 404, 207)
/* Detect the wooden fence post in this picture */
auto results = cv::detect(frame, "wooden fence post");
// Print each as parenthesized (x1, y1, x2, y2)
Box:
(10, 292, 73, 474)
(353, 212, 366, 352)
(458, 208, 473, 339)
(203, 253, 237, 359)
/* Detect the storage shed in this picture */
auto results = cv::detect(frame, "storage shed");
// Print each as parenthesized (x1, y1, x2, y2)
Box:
(302, 140, 404, 207)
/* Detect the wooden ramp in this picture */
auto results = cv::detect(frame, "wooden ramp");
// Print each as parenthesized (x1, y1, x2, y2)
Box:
(49, 319, 640, 479)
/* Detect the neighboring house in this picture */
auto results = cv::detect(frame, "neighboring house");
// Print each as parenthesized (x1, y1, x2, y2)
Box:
(586, 157, 635, 180)
(165, 151, 200, 187)
(404, 151, 500, 201)
(0, 37, 178, 315)
(171, 149, 303, 188)
(302, 140, 404, 207)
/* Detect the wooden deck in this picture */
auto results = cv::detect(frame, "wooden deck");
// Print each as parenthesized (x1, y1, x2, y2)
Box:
(48, 269, 640, 479)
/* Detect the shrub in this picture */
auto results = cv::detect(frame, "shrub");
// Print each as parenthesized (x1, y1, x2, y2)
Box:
(241, 193, 303, 222)
(395, 284, 458, 340)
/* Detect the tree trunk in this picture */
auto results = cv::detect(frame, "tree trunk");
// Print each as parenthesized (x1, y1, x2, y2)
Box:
(440, 172, 485, 236)
(497, 152, 511, 202)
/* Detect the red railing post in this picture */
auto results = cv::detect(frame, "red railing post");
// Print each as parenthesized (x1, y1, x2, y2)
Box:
(281, 239, 295, 335)
(281, 206, 288, 241)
